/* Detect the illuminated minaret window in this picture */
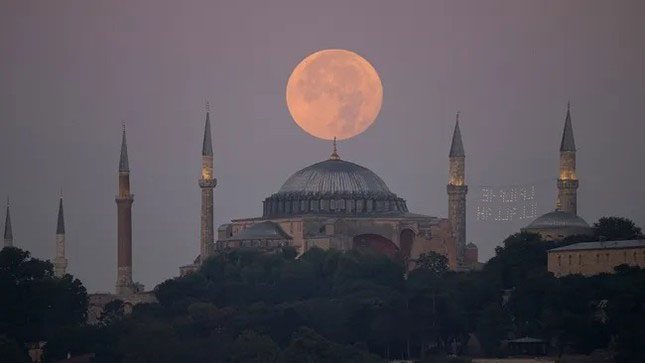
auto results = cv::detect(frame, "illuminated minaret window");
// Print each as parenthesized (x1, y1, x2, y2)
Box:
(115, 124, 135, 296)
(557, 102, 579, 215)
(53, 192, 68, 277)
(4, 199, 13, 248)
(447, 112, 467, 266)
(199, 103, 217, 262)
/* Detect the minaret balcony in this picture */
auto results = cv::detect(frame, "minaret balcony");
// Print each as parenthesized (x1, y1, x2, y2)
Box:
(557, 179, 579, 189)
(447, 184, 468, 195)
(199, 178, 217, 188)
(115, 194, 134, 202)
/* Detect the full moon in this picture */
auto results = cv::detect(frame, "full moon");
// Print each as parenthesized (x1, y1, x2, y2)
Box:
(286, 49, 383, 140)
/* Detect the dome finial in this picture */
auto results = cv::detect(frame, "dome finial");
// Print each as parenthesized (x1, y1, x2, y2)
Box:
(330, 137, 340, 160)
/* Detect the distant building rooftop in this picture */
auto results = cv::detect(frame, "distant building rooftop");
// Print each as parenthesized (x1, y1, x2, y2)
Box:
(549, 239, 645, 252)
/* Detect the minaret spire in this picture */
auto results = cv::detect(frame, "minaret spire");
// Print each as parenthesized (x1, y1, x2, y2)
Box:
(56, 192, 65, 234)
(54, 193, 68, 277)
(447, 112, 468, 269)
(560, 101, 576, 152)
(4, 198, 13, 248)
(557, 101, 579, 214)
(116, 124, 135, 295)
(449, 112, 465, 157)
(330, 137, 340, 160)
(199, 104, 217, 263)
(119, 122, 129, 172)
(202, 104, 213, 157)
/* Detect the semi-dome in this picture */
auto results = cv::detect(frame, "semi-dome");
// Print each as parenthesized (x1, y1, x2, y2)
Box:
(262, 147, 407, 218)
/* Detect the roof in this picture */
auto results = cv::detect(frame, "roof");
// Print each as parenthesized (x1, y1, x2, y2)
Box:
(449, 116, 465, 157)
(560, 104, 576, 152)
(56, 197, 65, 234)
(549, 239, 645, 252)
(119, 127, 129, 172)
(278, 158, 393, 195)
(4, 203, 12, 240)
(525, 210, 591, 230)
(227, 221, 292, 241)
(202, 111, 213, 156)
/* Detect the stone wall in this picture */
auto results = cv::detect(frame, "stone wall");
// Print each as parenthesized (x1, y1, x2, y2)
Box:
(548, 247, 645, 277)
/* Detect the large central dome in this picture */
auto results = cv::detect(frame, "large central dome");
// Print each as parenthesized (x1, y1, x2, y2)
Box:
(278, 159, 392, 195)
(263, 151, 407, 218)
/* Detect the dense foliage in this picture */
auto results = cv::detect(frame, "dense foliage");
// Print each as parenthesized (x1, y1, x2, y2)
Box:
(3, 217, 644, 362)
(0, 247, 88, 361)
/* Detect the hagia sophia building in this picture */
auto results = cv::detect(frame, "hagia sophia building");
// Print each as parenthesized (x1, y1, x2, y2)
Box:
(177, 108, 476, 277)
(2, 102, 593, 305)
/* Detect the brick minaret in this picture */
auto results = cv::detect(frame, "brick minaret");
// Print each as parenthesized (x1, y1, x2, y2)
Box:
(447, 113, 467, 266)
(557, 102, 578, 215)
(115, 125, 135, 296)
(53, 193, 68, 277)
(199, 106, 216, 262)
(3, 199, 13, 248)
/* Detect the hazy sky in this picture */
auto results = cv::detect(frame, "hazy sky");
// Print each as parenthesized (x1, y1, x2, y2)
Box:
(1, 0, 644, 292)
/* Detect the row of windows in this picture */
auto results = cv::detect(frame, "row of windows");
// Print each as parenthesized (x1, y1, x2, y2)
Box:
(556, 249, 645, 267)
(263, 197, 406, 216)
(218, 239, 289, 249)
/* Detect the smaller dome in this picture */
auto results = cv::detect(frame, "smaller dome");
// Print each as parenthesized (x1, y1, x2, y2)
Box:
(525, 210, 590, 229)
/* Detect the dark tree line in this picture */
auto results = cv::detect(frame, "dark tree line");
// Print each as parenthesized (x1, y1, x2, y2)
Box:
(2, 216, 644, 362)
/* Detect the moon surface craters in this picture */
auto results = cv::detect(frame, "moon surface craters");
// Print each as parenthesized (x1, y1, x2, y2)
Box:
(286, 49, 383, 140)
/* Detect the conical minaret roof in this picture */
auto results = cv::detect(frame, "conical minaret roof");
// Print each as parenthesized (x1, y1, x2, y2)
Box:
(119, 124, 130, 172)
(560, 103, 576, 152)
(4, 201, 12, 241)
(449, 113, 465, 157)
(56, 195, 65, 235)
(202, 109, 213, 157)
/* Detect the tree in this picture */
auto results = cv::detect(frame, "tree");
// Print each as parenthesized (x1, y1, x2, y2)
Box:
(0, 247, 88, 343)
(475, 303, 510, 357)
(282, 327, 382, 363)
(413, 252, 449, 275)
(99, 299, 125, 325)
(0, 335, 30, 363)
(593, 216, 643, 241)
(228, 330, 279, 363)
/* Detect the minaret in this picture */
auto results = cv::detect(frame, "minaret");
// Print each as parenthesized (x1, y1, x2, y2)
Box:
(3, 199, 13, 248)
(447, 112, 467, 266)
(557, 102, 578, 215)
(115, 124, 135, 296)
(199, 104, 216, 262)
(53, 192, 68, 277)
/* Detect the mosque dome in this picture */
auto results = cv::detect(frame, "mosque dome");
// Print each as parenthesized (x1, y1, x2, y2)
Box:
(526, 210, 590, 230)
(523, 210, 593, 240)
(278, 159, 393, 196)
(262, 146, 407, 218)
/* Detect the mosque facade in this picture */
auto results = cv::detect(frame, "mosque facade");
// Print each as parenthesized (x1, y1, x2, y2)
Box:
(181, 110, 479, 273)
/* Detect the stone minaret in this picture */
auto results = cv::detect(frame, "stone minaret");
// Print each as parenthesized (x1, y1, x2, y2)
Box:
(199, 106, 216, 262)
(53, 193, 68, 277)
(557, 102, 578, 215)
(447, 113, 467, 266)
(115, 125, 135, 296)
(4, 200, 13, 248)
